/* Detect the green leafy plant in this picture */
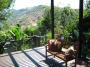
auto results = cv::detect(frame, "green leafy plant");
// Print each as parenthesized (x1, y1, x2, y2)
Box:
(9, 24, 24, 40)
(24, 26, 38, 36)
(0, 31, 7, 41)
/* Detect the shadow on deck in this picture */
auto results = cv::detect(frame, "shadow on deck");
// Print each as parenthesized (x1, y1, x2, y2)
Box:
(0, 46, 65, 67)
(0, 46, 89, 67)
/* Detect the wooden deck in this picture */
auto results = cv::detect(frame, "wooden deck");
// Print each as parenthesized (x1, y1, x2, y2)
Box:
(0, 46, 87, 67)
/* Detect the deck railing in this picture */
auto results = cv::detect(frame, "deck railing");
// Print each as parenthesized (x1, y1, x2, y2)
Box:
(0, 35, 48, 54)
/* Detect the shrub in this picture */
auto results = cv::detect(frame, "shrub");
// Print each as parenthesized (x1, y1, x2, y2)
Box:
(0, 31, 7, 41)
(24, 26, 38, 36)
(9, 25, 24, 40)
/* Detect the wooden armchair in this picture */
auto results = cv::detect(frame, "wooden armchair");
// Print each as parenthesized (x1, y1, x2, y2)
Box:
(45, 39, 78, 67)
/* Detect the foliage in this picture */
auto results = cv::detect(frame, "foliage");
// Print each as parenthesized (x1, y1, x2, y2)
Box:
(24, 25, 38, 36)
(0, 0, 14, 21)
(37, 6, 79, 43)
(0, 0, 13, 10)
(37, 7, 51, 36)
(61, 7, 78, 28)
(0, 5, 81, 52)
(37, 18, 47, 35)
(46, 32, 52, 40)
(84, 28, 90, 41)
(0, 31, 7, 41)
(9, 24, 24, 40)
(2, 20, 11, 30)
(21, 43, 31, 50)
(59, 7, 79, 39)
(0, 30, 12, 41)
(83, 0, 90, 42)
(84, 0, 90, 16)
(38, 6, 79, 40)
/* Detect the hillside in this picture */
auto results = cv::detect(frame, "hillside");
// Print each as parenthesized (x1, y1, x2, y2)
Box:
(9, 5, 49, 28)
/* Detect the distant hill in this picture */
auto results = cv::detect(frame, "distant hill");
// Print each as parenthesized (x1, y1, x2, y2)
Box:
(9, 5, 49, 28)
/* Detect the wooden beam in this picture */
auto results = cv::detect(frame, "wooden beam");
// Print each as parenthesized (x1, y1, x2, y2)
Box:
(51, 0, 54, 38)
(78, 0, 83, 58)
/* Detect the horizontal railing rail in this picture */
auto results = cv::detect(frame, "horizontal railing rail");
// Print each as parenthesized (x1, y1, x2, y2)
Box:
(0, 35, 48, 54)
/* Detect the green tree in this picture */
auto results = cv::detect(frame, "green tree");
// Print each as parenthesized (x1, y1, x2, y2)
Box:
(9, 24, 24, 40)
(37, 7, 51, 35)
(37, 6, 79, 40)
(24, 25, 38, 36)
(0, 0, 14, 21)
(84, 0, 90, 16)
(60, 7, 79, 38)
(37, 7, 61, 35)
(0, 0, 14, 41)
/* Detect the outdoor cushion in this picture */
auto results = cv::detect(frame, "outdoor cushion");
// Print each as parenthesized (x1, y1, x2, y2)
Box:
(48, 39, 62, 52)
(56, 49, 75, 61)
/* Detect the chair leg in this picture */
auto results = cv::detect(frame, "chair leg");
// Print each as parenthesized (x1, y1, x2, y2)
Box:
(45, 46, 47, 60)
(65, 61, 67, 67)
(46, 52, 47, 60)
(54, 55, 55, 58)
(75, 58, 76, 67)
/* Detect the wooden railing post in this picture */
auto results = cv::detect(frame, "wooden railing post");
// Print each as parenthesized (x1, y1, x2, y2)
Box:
(51, 0, 54, 39)
(78, 0, 84, 59)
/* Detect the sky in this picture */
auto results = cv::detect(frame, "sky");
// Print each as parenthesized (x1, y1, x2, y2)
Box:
(13, 0, 79, 10)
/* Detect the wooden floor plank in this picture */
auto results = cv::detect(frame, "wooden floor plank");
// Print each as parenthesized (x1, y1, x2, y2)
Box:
(0, 46, 87, 67)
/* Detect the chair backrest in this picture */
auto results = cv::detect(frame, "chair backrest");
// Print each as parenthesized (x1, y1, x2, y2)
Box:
(74, 41, 79, 51)
(48, 39, 62, 52)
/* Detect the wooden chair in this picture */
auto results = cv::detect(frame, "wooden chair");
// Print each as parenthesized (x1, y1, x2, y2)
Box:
(45, 39, 77, 67)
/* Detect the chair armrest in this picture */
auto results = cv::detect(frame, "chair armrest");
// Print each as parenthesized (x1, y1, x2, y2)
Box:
(64, 53, 70, 56)
(64, 50, 76, 58)
(45, 44, 48, 47)
(45, 44, 48, 49)
(73, 50, 78, 57)
(73, 50, 77, 55)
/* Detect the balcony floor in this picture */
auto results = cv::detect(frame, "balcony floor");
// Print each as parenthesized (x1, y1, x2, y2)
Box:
(0, 46, 87, 67)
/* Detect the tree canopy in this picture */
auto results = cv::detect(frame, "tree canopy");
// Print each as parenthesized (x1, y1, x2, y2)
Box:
(37, 6, 79, 39)
(84, 0, 90, 16)
(0, 0, 14, 21)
